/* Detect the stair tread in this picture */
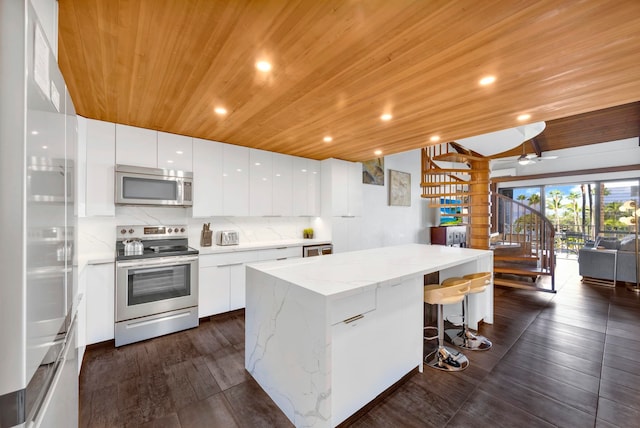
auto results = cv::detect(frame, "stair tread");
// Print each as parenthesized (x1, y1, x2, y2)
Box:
(494, 266, 552, 275)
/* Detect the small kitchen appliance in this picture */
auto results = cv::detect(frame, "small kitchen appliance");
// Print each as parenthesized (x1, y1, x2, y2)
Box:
(115, 225, 199, 346)
(216, 230, 239, 246)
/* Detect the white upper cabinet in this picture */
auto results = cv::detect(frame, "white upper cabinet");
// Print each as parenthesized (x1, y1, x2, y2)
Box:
(249, 149, 273, 216)
(115, 124, 157, 168)
(272, 153, 294, 216)
(157, 132, 193, 171)
(322, 158, 362, 217)
(222, 144, 249, 216)
(250, 150, 295, 216)
(192, 138, 224, 217)
(84, 118, 116, 216)
(292, 157, 321, 216)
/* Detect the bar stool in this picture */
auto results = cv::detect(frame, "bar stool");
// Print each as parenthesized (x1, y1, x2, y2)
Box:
(443, 272, 492, 351)
(423, 279, 470, 371)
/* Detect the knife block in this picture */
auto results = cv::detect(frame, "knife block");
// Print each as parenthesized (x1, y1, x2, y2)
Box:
(200, 230, 213, 247)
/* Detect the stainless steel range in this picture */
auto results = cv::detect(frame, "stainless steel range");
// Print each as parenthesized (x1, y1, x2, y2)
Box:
(115, 225, 199, 347)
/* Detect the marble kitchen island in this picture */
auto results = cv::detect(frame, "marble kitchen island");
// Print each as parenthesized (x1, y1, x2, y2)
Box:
(245, 244, 493, 427)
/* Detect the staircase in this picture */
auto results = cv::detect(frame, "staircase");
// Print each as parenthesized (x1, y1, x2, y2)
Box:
(491, 194, 556, 292)
(421, 143, 556, 293)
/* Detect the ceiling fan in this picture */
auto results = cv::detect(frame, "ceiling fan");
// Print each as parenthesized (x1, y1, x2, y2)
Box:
(494, 143, 559, 165)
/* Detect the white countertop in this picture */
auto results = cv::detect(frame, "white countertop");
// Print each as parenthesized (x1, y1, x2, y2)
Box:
(247, 243, 492, 298)
(197, 238, 331, 255)
(80, 238, 331, 266)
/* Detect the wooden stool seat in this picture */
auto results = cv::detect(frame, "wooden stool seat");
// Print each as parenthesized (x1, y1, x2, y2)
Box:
(424, 279, 470, 305)
(463, 272, 491, 294)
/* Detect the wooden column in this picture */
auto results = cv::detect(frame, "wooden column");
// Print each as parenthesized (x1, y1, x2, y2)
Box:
(468, 159, 491, 249)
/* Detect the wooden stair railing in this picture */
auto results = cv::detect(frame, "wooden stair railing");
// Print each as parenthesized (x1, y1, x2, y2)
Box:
(491, 193, 556, 292)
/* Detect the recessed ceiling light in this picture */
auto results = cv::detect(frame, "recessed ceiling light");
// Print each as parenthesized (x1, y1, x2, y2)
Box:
(256, 61, 272, 72)
(176, 150, 183, 155)
(214, 107, 227, 115)
(380, 113, 392, 121)
(374, 150, 382, 156)
(275, 173, 281, 177)
(323, 136, 333, 143)
(517, 113, 531, 122)
(31, 130, 39, 135)
(430, 135, 440, 142)
(41, 145, 47, 149)
(236, 168, 242, 172)
(301, 169, 307, 173)
(254, 162, 261, 166)
(479, 75, 496, 86)
(167, 160, 174, 164)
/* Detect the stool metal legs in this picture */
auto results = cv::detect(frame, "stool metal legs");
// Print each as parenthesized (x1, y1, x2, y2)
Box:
(446, 294, 492, 351)
(425, 303, 469, 371)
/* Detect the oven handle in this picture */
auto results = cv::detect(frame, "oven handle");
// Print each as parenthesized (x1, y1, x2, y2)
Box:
(116, 255, 199, 268)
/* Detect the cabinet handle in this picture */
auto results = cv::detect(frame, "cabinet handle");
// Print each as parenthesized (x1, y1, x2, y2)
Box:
(218, 262, 244, 267)
(275, 247, 288, 250)
(276, 257, 287, 261)
(341, 215, 356, 218)
(343, 314, 364, 324)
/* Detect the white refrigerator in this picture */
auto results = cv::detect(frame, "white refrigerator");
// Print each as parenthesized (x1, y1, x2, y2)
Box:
(0, 1, 78, 426)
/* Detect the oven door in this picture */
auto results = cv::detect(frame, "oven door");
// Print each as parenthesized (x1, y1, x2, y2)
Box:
(116, 255, 199, 322)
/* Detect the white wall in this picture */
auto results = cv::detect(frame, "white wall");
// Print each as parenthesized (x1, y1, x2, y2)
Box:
(360, 149, 436, 248)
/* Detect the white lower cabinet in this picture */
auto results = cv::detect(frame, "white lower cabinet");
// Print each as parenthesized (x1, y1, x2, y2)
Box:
(331, 277, 421, 426)
(85, 263, 114, 344)
(331, 308, 378, 425)
(199, 246, 302, 316)
(199, 251, 259, 316)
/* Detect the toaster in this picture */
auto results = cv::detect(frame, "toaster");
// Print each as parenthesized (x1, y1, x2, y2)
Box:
(216, 230, 239, 246)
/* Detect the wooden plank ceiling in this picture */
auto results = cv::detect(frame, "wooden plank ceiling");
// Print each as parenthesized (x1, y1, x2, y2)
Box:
(58, 0, 640, 162)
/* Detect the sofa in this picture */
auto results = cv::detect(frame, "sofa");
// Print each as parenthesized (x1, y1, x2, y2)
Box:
(578, 235, 638, 284)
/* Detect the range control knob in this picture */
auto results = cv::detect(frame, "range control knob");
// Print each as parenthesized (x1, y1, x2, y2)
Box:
(120, 229, 127, 235)
(128, 228, 134, 234)
(180, 227, 185, 233)
(167, 228, 173, 233)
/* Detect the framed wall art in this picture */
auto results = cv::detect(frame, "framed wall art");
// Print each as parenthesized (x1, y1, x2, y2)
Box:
(362, 157, 384, 185)
(389, 169, 411, 206)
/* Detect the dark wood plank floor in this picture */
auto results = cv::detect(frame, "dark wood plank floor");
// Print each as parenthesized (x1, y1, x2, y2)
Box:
(80, 259, 640, 427)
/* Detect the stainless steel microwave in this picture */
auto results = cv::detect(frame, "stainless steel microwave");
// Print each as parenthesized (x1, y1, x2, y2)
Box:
(115, 164, 193, 207)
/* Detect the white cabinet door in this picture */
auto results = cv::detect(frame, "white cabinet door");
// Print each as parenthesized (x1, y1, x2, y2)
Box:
(308, 159, 321, 217)
(228, 263, 247, 311)
(192, 138, 224, 217)
(375, 277, 422, 387)
(199, 265, 230, 317)
(293, 158, 321, 216)
(272, 153, 293, 216)
(115, 124, 157, 168)
(331, 216, 362, 254)
(346, 161, 363, 217)
(157, 132, 193, 171)
(223, 144, 249, 216)
(330, 159, 349, 216)
(85, 119, 115, 216)
(85, 263, 114, 344)
(331, 309, 378, 426)
(249, 149, 273, 216)
(322, 158, 362, 217)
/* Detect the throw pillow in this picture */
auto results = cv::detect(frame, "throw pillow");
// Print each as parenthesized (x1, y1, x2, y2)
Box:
(620, 235, 638, 252)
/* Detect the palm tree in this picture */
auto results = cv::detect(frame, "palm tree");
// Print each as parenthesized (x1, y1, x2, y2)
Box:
(527, 193, 541, 209)
(565, 191, 581, 232)
(546, 190, 563, 231)
(517, 194, 527, 203)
